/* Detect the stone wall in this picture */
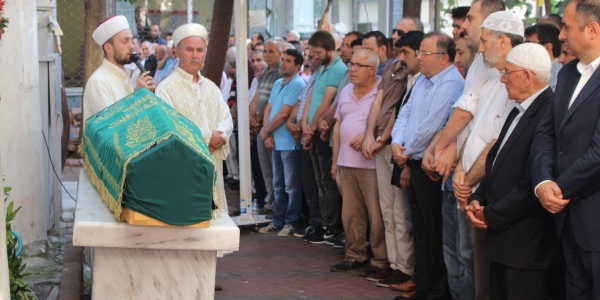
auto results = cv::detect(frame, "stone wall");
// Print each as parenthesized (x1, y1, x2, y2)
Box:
(0, 0, 49, 246)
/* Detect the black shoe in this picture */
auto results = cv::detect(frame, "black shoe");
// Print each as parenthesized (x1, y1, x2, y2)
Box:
(226, 179, 239, 190)
(306, 226, 327, 244)
(323, 228, 337, 240)
(333, 237, 345, 249)
(295, 225, 315, 238)
(258, 207, 270, 214)
(330, 259, 369, 272)
(358, 264, 382, 277)
(326, 232, 345, 246)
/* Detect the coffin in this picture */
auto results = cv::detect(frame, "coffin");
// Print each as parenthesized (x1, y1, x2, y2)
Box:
(80, 88, 216, 226)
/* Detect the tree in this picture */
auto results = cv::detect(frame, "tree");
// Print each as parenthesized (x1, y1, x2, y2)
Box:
(79, 0, 106, 144)
(202, 0, 234, 87)
(403, 0, 421, 19)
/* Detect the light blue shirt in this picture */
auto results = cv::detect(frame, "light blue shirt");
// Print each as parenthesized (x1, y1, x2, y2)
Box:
(391, 65, 465, 159)
(269, 74, 306, 150)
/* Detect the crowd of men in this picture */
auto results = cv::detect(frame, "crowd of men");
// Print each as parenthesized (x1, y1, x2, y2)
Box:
(83, 0, 600, 298)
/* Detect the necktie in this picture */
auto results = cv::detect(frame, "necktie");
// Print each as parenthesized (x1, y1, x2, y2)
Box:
(492, 107, 520, 163)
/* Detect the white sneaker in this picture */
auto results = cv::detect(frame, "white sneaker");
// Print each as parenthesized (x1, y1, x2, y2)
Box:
(258, 222, 277, 234)
(278, 225, 295, 237)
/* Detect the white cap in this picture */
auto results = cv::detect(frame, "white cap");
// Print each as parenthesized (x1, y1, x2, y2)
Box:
(172, 23, 208, 46)
(507, 43, 552, 72)
(167, 40, 174, 48)
(480, 11, 525, 38)
(92, 15, 130, 46)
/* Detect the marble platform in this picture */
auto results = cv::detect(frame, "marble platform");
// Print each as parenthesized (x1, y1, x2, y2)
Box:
(73, 169, 240, 299)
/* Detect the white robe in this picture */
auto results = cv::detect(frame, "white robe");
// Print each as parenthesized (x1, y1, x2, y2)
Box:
(156, 67, 234, 215)
(82, 59, 134, 124)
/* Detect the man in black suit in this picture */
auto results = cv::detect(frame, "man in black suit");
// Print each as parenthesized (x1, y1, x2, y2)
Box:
(531, 0, 600, 298)
(141, 40, 158, 78)
(466, 43, 560, 299)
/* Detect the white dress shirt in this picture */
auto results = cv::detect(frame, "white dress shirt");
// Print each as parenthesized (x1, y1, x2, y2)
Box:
(569, 56, 600, 107)
(461, 74, 515, 192)
(492, 86, 548, 167)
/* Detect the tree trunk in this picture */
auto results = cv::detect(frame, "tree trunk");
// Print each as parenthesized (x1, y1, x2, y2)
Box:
(80, 0, 106, 144)
(403, 0, 421, 19)
(202, 0, 234, 87)
(317, 0, 333, 31)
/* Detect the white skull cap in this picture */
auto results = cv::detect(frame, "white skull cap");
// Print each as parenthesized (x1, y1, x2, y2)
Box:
(507, 43, 552, 72)
(480, 11, 525, 38)
(172, 23, 208, 46)
(93, 15, 130, 46)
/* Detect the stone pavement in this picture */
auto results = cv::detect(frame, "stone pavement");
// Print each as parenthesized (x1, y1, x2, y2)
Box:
(57, 158, 402, 299)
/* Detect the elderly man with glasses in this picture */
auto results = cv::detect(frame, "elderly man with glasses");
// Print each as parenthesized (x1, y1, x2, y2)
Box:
(329, 49, 387, 273)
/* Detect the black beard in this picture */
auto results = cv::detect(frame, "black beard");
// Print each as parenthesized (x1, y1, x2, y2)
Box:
(322, 53, 332, 66)
(114, 52, 132, 65)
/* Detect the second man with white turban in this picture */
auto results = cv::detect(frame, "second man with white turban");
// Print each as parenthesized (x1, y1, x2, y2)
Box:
(465, 43, 561, 299)
(156, 23, 234, 216)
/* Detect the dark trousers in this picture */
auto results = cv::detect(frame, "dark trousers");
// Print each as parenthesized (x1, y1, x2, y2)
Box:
(301, 148, 320, 227)
(489, 261, 547, 300)
(251, 142, 267, 207)
(407, 161, 450, 300)
(563, 215, 600, 299)
(309, 136, 342, 232)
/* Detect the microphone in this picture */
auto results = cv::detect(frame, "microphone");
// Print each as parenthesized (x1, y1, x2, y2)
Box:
(130, 52, 146, 73)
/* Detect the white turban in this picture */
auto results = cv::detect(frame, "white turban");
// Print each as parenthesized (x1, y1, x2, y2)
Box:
(172, 23, 208, 46)
(506, 43, 552, 72)
(92, 15, 130, 46)
(480, 11, 525, 38)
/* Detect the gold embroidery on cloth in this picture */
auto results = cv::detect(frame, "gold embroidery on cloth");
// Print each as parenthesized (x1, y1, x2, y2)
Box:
(125, 115, 157, 148)
(113, 133, 123, 160)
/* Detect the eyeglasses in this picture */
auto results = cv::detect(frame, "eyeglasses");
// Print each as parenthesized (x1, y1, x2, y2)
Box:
(347, 62, 374, 69)
(416, 50, 447, 57)
(500, 69, 530, 78)
(393, 29, 406, 36)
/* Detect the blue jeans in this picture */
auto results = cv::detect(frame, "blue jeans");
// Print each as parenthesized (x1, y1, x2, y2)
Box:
(442, 189, 475, 300)
(272, 150, 302, 230)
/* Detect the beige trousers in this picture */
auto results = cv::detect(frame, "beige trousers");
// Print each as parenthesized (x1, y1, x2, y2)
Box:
(337, 166, 387, 268)
(375, 145, 415, 274)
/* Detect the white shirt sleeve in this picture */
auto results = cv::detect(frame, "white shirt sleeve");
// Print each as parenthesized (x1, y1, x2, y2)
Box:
(453, 54, 499, 116)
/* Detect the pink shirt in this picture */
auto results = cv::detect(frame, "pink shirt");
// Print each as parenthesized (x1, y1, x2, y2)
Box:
(335, 78, 381, 169)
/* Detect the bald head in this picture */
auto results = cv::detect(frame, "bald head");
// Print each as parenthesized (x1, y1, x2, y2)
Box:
(155, 45, 167, 60)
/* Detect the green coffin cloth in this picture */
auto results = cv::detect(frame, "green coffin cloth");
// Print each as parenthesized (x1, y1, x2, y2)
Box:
(80, 88, 216, 225)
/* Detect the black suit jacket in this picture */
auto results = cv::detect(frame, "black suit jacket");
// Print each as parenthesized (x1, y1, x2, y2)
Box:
(532, 59, 600, 251)
(471, 87, 558, 269)
(144, 54, 158, 78)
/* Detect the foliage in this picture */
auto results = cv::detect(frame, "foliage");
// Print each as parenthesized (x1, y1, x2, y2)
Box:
(5, 187, 38, 300)
(0, 0, 8, 40)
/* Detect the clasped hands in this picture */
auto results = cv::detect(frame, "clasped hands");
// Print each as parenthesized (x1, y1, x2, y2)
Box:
(208, 130, 227, 154)
(260, 127, 275, 150)
(537, 181, 570, 214)
(391, 144, 410, 168)
(466, 200, 488, 229)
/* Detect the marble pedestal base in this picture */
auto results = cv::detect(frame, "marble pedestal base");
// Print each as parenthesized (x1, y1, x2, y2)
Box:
(74, 169, 240, 300)
(92, 248, 216, 300)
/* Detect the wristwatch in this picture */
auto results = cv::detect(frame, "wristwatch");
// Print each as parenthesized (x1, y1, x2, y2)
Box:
(376, 136, 386, 144)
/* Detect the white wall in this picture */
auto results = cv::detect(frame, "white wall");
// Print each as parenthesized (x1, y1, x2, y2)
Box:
(0, 0, 49, 245)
